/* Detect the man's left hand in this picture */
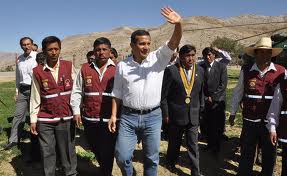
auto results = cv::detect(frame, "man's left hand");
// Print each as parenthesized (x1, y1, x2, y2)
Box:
(161, 7, 182, 24)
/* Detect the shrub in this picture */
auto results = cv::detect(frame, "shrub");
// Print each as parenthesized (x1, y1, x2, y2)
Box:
(5, 66, 14, 71)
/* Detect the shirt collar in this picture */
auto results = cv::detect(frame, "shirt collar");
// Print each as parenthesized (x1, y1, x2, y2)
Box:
(126, 56, 138, 65)
(209, 60, 215, 67)
(130, 55, 148, 65)
(43, 58, 60, 71)
(204, 60, 214, 67)
(179, 61, 193, 70)
(22, 51, 36, 60)
(250, 62, 277, 72)
(91, 58, 115, 68)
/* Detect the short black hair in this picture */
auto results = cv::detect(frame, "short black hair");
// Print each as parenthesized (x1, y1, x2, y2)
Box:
(36, 52, 46, 64)
(33, 43, 38, 48)
(179, 45, 196, 56)
(19, 37, 33, 46)
(111, 48, 118, 58)
(42, 36, 61, 51)
(130, 30, 150, 44)
(202, 47, 216, 56)
(93, 37, 111, 49)
(86, 51, 94, 58)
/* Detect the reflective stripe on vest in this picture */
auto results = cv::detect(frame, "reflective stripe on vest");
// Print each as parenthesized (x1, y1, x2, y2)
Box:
(82, 116, 110, 122)
(243, 118, 268, 123)
(245, 94, 273, 100)
(84, 92, 113, 97)
(278, 138, 287, 143)
(281, 111, 287, 115)
(41, 91, 72, 99)
(37, 116, 73, 122)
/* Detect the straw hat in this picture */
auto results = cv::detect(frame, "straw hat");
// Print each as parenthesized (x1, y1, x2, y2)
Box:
(245, 37, 283, 57)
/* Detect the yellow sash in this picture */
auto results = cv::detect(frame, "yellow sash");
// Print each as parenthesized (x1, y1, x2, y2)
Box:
(179, 63, 196, 103)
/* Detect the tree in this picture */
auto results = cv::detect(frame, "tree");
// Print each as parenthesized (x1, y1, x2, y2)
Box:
(211, 37, 245, 65)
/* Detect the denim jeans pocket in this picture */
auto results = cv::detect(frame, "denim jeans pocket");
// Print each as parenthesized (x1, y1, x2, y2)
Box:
(149, 107, 162, 117)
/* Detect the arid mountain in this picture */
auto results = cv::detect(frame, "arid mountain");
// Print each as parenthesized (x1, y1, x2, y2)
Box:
(1, 15, 286, 69)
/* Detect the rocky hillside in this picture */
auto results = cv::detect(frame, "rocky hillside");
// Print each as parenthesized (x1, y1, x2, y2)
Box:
(1, 15, 286, 69)
(0, 52, 19, 71)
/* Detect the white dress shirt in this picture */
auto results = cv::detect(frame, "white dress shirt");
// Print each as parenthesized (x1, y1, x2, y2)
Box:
(182, 64, 193, 81)
(215, 49, 232, 62)
(112, 43, 174, 110)
(265, 84, 282, 132)
(207, 60, 214, 72)
(230, 62, 277, 116)
(266, 70, 287, 132)
(71, 59, 115, 115)
(16, 51, 37, 90)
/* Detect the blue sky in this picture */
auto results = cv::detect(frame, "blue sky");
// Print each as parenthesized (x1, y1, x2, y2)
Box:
(0, 0, 286, 52)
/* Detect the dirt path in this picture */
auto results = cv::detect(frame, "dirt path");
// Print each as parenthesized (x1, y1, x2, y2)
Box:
(0, 72, 15, 83)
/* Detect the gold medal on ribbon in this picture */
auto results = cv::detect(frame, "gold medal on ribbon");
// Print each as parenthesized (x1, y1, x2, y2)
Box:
(179, 63, 196, 104)
(185, 97, 191, 104)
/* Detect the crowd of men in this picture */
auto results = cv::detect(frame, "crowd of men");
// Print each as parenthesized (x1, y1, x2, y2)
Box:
(1, 6, 286, 176)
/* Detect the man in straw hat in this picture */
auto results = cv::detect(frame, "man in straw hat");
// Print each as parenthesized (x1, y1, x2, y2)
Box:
(229, 37, 284, 176)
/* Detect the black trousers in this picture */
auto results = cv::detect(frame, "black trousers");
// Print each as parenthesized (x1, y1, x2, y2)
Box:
(167, 123, 200, 176)
(37, 120, 77, 176)
(281, 143, 287, 176)
(237, 120, 276, 176)
(30, 133, 41, 161)
(204, 101, 225, 153)
(83, 120, 117, 176)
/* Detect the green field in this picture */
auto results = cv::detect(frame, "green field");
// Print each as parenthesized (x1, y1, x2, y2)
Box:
(0, 81, 20, 162)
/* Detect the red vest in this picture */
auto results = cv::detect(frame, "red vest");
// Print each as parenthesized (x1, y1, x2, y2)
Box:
(277, 79, 287, 143)
(33, 60, 73, 123)
(81, 63, 116, 119)
(242, 64, 285, 121)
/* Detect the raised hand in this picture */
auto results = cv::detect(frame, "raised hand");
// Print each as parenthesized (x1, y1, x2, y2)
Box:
(161, 7, 182, 24)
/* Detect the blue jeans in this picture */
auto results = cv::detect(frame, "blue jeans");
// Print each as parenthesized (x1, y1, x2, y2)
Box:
(115, 108, 162, 176)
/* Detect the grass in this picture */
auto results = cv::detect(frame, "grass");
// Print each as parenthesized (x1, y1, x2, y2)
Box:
(226, 69, 243, 127)
(0, 81, 15, 127)
(0, 81, 20, 161)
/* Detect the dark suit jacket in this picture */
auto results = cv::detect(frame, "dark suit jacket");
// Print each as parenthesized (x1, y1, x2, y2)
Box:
(199, 61, 227, 103)
(161, 63, 205, 126)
